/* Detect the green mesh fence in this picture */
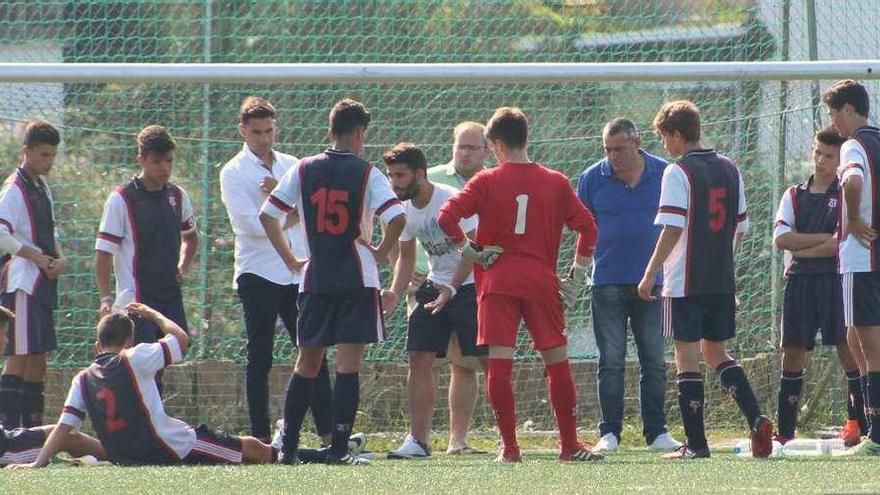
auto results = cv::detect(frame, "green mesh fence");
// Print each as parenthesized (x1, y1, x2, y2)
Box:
(0, 0, 875, 433)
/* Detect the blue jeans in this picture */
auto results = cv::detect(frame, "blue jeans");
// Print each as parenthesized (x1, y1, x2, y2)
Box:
(591, 284, 669, 444)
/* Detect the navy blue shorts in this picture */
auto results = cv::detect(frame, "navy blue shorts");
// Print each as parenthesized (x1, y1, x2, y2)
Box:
(663, 294, 736, 343)
(133, 291, 188, 345)
(843, 272, 880, 327)
(781, 274, 845, 350)
(406, 282, 486, 358)
(2, 290, 56, 356)
(0, 427, 45, 466)
(297, 288, 385, 347)
(181, 424, 244, 465)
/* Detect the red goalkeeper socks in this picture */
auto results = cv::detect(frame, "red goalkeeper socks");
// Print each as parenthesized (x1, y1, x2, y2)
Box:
(487, 358, 518, 450)
(546, 360, 580, 451)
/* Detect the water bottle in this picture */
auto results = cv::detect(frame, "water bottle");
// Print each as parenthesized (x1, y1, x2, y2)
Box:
(734, 439, 783, 457)
(780, 438, 846, 456)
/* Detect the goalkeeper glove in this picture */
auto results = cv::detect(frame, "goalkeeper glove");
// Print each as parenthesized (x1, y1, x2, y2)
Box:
(460, 241, 504, 269)
(559, 262, 591, 311)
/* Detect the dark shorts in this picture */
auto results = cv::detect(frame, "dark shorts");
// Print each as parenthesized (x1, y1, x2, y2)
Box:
(663, 294, 736, 343)
(181, 424, 244, 465)
(2, 290, 56, 356)
(842, 272, 880, 327)
(297, 287, 385, 347)
(133, 291, 188, 345)
(782, 274, 846, 350)
(406, 282, 486, 358)
(0, 427, 45, 466)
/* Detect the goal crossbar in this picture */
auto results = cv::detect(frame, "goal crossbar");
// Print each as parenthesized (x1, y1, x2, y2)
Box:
(0, 61, 879, 84)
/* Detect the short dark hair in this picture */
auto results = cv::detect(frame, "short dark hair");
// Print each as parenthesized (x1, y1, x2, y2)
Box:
(382, 142, 427, 172)
(602, 118, 639, 140)
(137, 125, 176, 157)
(329, 99, 371, 137)
(823, 79, 870, 117)
(239, 96, 276, 125)
(815, 126, 846, 147)
(97, 312, 134, 348)
(0, 306, 14, 326)
(653, 100, 701, 143)
(23, 120, 60, 148)
(485, 107, 528, 149)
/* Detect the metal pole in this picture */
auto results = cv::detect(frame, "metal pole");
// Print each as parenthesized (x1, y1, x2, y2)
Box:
(807, 0, 821, 129)
(196, 0, 212, 359)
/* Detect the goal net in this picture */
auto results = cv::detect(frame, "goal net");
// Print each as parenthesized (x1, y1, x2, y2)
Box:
(1, 0, 877, 438)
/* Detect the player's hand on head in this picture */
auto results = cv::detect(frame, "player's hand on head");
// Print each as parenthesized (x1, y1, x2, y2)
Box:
(380, 290, 398, 315)
(259, 176, 278, 193)
(124, 302, 158, 320)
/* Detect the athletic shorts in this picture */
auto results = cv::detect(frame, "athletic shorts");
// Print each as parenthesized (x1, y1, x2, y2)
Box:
(406, 281, 486, 358)
(663, 294, 736, 343)
(0, 427, 45, 466)
(297, 287, 385, 347)
(2, 290, 56, 356)
(842, 271, 880, 327)
(181, 424, 244, 465)
(477, 293, 566, 351)
(781, 274, 845, 350)
(133, 291, 188, 345)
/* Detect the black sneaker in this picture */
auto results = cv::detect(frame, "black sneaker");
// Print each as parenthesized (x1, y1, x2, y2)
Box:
(276, 450, 301, 465)
(326, 453, 371, 466)
(661, 444, 710, 459)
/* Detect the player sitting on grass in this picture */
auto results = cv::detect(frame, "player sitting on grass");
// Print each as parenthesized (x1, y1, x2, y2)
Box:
(10, 303, 326, 467)
(0, 306, 107, 468)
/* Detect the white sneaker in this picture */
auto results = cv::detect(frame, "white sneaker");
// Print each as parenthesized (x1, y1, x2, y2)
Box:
(271, 419, 284, 450)
(592, 433, 619, 454)
(387, 434, 431, 459)
(348, 432, 368, 456)
(648, 432, 683, 452)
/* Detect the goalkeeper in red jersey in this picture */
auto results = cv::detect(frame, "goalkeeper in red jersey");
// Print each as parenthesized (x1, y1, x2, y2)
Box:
(437, 106, 600, 462)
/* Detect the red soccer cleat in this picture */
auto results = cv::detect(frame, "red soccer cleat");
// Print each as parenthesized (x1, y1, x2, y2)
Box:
(750, 416, 774, 458)
(839, 419, 862, 447)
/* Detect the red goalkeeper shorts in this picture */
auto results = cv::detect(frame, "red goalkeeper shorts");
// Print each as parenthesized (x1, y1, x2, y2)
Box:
(476, 293, 566, 351)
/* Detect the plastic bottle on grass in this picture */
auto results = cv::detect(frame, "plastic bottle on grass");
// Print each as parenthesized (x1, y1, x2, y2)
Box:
(733, 440, 783, 458)
(780, 438, 846, 456)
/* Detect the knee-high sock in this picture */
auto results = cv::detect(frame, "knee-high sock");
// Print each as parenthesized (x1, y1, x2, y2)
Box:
(545, 360, 579, 451)
(487, 358, 518, 451)
(0, 374, 23, 428)
(868, 372, 880, 444)
(311, 357, 333, 440)
(20, 381, 44, 428)
(330, 372, 359, 458)
(677, 372, 707, 450)
(717, 360, 762, 429)
(281, 373, 315, 456)
(845, 370, 868, 435)
(776, 370, 804, 439)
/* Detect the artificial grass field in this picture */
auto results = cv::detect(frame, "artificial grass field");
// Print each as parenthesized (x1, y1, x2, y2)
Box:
(2, 448, 878, 495)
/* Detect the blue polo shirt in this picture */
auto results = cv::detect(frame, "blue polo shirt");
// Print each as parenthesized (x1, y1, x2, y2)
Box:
(577, 150, 668, 286)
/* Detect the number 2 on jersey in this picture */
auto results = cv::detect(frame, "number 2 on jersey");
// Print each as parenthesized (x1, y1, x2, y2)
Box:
(514, 194, 529, 234)
(708, 186, 727, 233)
(96, 388, 128, 434)
(310, 188, 350, 234)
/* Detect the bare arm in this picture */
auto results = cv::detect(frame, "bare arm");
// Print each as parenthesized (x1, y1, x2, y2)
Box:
(774, 232, 833, 251)
(790, 235, 838, 259)
(177, 230, 199, 281)
(95, 250, 114, 316)
(638, 226, 683, 300)
(260, 212, 306, 274)
(375, 213, 406, 262)
(843, 175, 878, 246)
(11, 423, 75, 468)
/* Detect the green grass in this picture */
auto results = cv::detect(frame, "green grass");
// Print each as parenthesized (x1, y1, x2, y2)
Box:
(3, 449, 878, 495)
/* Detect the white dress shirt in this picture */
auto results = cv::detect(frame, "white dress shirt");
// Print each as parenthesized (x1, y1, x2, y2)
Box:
(220, 144, 306, 287)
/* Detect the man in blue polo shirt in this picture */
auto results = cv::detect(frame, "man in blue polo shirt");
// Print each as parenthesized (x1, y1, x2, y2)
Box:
(577, 118, 680, 453)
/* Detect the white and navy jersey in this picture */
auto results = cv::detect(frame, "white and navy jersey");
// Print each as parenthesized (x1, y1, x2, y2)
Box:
(838, 126, 880, 273)
(0, 168, 58, 304)
(399, 183, 477, 287)
(774, 177, 840, 275)
(655, 149, 748, 297)
(261, 149, 404, 293)
(220, 145, 307, 288)
(95, 178, 196, 302)
(58, 335, 195, 465)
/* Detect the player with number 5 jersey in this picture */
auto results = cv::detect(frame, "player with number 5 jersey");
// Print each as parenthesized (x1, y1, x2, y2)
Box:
(438, 107, 599, 463)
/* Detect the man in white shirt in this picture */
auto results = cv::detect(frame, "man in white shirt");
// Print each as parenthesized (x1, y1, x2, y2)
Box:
(381, 143, 488, 459)
(220, 96, 332, 444)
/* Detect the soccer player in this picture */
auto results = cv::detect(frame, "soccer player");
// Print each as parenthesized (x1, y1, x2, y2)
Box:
(823, 79, 880, 455)
(0, 120, 68, 428)
(95, 125, 198, 351)
(13, 303, 296, 467)
(773, 126, 866, 446)
(220, 96, 334, 445)
(260, 98, 406, 465)
(437, 107, 601, 462)
(381, 143, 487, 459)
(637, 100, 773, 459)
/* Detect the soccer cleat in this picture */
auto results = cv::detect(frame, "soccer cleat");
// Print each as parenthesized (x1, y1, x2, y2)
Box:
(494, 445, 522, 463)
(750, 415, 774, 458)
(387, 434, 431, 459)
(326, 453, 371, 465)
(648, 432, 683, 452)
(592, 433, 619, 454)
(559, 443, 603, 462)
(662, 444, 710, 459)
(772, 433, 792, 446)
(348, 432, 368, 457)
(839, 419, 862, 448)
